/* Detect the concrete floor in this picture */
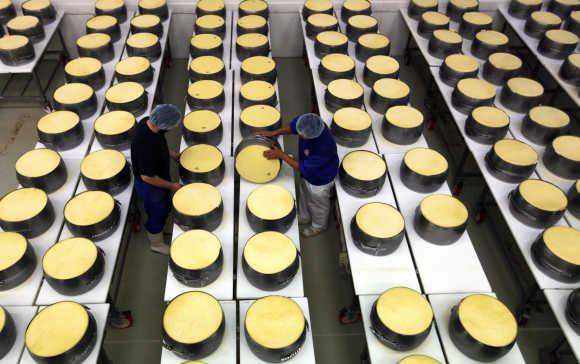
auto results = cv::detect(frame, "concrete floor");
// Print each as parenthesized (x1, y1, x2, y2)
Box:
(0, 55, 573, 364)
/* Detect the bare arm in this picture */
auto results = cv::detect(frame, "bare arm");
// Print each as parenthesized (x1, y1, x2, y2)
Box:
(280, 152, 299, 171)
(141, 175, 182, 192)
(256, 125, 292, 138)
(263, 145, 299, 171)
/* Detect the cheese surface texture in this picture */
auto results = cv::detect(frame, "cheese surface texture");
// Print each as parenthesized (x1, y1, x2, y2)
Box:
(197, 0, 224, 12)
(342, 150, 386, 181)
(240, 105, 280, 127)
(190, 55, 224, 75)
(191, 34, 222, 49)
(96, 0, 124, 10)
(16, 148, 61, 178)
(184, 110, 221, 132)
(476, 30, 509, 45)
(188, 80, 223, 99)
(358, 33, 390, 48)
(316, 31, 347, 46)
(64, 191, 115, 226)
(53, 83, 93, 104)
(385, 105, 424, 128)
(422, 11, 449, 25)
(333, 107, 371, 131)
(404, 148, 448, 176)
(196, 15, 225, 29)
(0, 188, 47, 222)
(304, 0, 332, 11)
(552, 135, 580, 161)
(531, 11, 561, 25)
(328, 79, 363, 99)
(433, 29, 462, 43)
(106, 82, 144, 104)
(244, 231, 296, 274)
(127, 32, 158, 48)
(247, 184, 294, 220)
(419, 194, 468, 228)
(94, 110, 135, 135)
(0, 232, 28, 271)
(236, 144, 280, 183)
(37, 111, 80, 134)
(494, 139, 538, 166)
(307, 13, 337, 27)
(373, 78, 410, 99)
(543, 226, 580, 265)
(240, 0, 267, 12)
(139, 0, 166, 9)
(77, 33, 111, 49)
(355, 202, 404, 238)
(42, 237, 98, 279)
(0, 35, 29, 50)
(344, 0, 371, 11)
(348, 15, 377, 28)
(457, 78, 495, 100)
(462, 11, 492, 25)
(240, 80, 275, 101)
(7, 15, 39, 30)
(86, 15, 117, 30)
(241, 55, 275, 74)
(65, 57, 102, 77)
(237, 33, 268, 48)
(376, 287, 433, 335)
(170, 229, 221, 269)
(131, 14, 160, 28)
(519, 179, 567, 211)
(22, 0, 50, 11)
(488, 52, 522, 70)
(445, 54, 479, 73)
(529, 106, 569, 128)
(173, 183, 221, 216)
(321, 53, 354, 72)
(366, 55, 399, 75)
(115, 56, 150, 75)
(180, 144, 223, 173)
(507, 77, 543, 97)
(472, 106, 509, 128)
(238, 15, 267, 29)
(81, 149, 126, 180)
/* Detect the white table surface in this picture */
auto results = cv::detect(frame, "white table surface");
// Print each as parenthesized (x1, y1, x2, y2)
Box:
(236, 163, 304, 299)
(429, 292, 525, 363)
(299, 7, 332, 69)
(0, 11, 64, 74)
(164, 158, 235, 301)
(19, 303, 110, 364)
(231, 11, 271, 68)
(358, 294, 446, 363)
(544, 289, 580, 361)
(239, 297, 315, 364)
(160, 300, 237, 364)
(386, 153, 492, 294)
(335, 150, 421, 295)
(0, 306, 38, 363)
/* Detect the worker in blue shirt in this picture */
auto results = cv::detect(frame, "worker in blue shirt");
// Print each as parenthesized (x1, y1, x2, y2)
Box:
(258, 113, 339, 237)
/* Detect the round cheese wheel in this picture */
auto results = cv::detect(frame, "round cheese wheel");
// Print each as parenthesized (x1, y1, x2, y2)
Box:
(238, 15, 267, 29)
(237, 33, 268, 48)
(96, 0, 124, 11)
(240, 80, 275, 101)
(546, 29, 580, 44)
(445, 54, 479, 73)
(433, 29, 463, 43)
(376, 287, 433, 335)
(241, 56, 275, 75)
(529, 106, 569, 128)
(196, 14, 225, 29)
(307, 13, 337, 28)
(86, 15, 117, 30)
(519, 179, 567, 211)
(53, 83, 93, 105)
(180, 144, 223, 173)
(450, 0, 478, 8)
(0, 188, 47, 223)
(493, 139, 537, 166)
(245, 296, 305, 349)
(77, 33, 111, 49)
(42, 237, 97, 279)
(413, 0, 438, 6)
(404, 148, 448, 176)
(7, 15, 39, 30)
(247, 184, 294, 220)
(398, 355, 441, 364)
(472, 106, 509, 128)
(131, 14, 160, 28)
(16, 148, 60, 178)
(531, 11, 561, 25)
(316, 31, 347, 46)
(344, 0, 371, 11)
(139, 0, 166, 10)
(94, 110, 135, 135)
(385, 105, 424, 128)
(457, 78, 495, 100)
(191, 33, 222, 49)
(0, 35, 29, 50)
(184, 110, 221, 132)
(188, 80, 223, 99)
(342, 150, 386, 181)
(458, 294, 517, 347)
(476, 30, 509, 45)
(197, 0, 224, 12)
(543, 226, 580, 265)
(321, 53, 354, 72)
(304, 0, 332, 12)
(328, 79, 363, 100)
(333, 107, 371, 131)
(65, 57, 102, 77)
(373, 78, 410, 99)
(173, 183, 222, 216)
(567, 53, 580, 67)
(22, 0, 50, 11)
(81, 149, 126, 180)
(488, 52, 522, 70)
(240, 0, 268, 13)
(37, 111, 80, 134)
(348, 14, 377, 29)
(65, 191, 115, 226)
(0, 232, 28, 272)
(190, 55, 224, 75)
(115, 56, 150, 76)
(422, 11, 449, 25)
(170, 229, 221, 269)
(507, 77, 543, 97)
(552, 135, 580, 161)
(127, 32, 158, 48)
(163, 291, 223, 344)
(240, 104, 280, 127)
(463, 11, 492, 25)
(366, 55, 399, 75)
(106, 82, 144, 104)
(355, 202, 404, 238)
(358, 33, 390, 48)
(236, 144, 280, 183)
(26, 302, 90, 358)
(244, 231, 296, 274)
(419, 194, 468, 228)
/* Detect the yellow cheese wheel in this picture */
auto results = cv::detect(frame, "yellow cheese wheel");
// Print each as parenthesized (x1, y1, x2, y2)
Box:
(53, 83, 94, 105)
(472, 106, 509, 128)
(244, 231, 296, 274)
(413, 0, 438, 6)
(188, 80, 223, 99)
(16, 148, 61, 178)
(26, 302, 90, 358)
(81, 149, 126, 180)
(180, 144, 223, 173)
(458, 294, 517, 347)
(106, 82, 144, 104)
(0, 188, 47, 222)
(0, 232, 28, 271)
(0, 0, 11, 10)
(65, 57, 102, 77)
(247, 184, 294, 220)
(376, 287, 433, 335)
(333, 107, 371, 131)
(245, 296, 305, 349)
(433, 29, 462, 43)
(450, 0, 478, 8)
(445, 53, 479, 73)
(236, 144, 280, 183)
(321, 53, 354, 72)
(163, 291, 223, 344)
(22, 0, 50, 11)
(240, 104, 280, 127)
(546, 29, 579, 44)
(7, 15, 39, 30)
(316, 31, 348, 46)
(304, 0, 332, 12)
(139, 0, 166, 10)
(170, 229, 221, 269)
(488, 52, 522, 70)
(190, 55, 224, 74)
(419, 194, 468, 228)
(344, 0, 371, 11)
(572, 10, 580, 22)
(528, 106, 569, 128)
(307, 13, 337, 28)
(348, 15, 377, 29)
(567, 53, 580, 67)
(366, 55, 399, 75)
(237, 33, 268, 48)
(191, 33, 222, 50)
(493, 139, 537, 166)
(462, 11, 492, 25)
(514, 0, 542, 4)
(519, 179, 567, 211)
(555, 0, 580, 5)
(240, 80, 275, 101)
(131, 14, 160, 28)
(127, 32, 158, 48)
(42, 237, 98, 279)
(398, 355, 441, 364)
(543, 226, 580, 265)
(385, 105, 424, 128)
(552, 135, 580, 162)
(531, 11, 561, 25)
(76, 33, 111, 49)
(86, 15, 117, 30)
(96, 0, 124, 11)
(184, 110, 221, 132)
(373, 78, 410, 99)
(404, 148, 448, 176)
(0, 306, 4, 333)
(238, 15, 267, 29)
(197, 0, 224, 12)
(476, 30, 509, 45)
(355, 202, 404, 238)
(328, 79, 363, 100)
(65, 191, 115, 226)
(507, 77, 543, 97)
(240, 0, 268, 13)
(457, 78, 495, 100)
(115, 56, 150, 76)
(358, 33, 390, 48)
(422, 11, 449, 26)
(37, 110, 80, 134)
(196, 14, 225, 29)
(0, 35, 29, 50)
(241, 56, 276, 75)
(94, 110, 136, 135)
(342, 150, 386, 181)
(173, 183, 222, 216)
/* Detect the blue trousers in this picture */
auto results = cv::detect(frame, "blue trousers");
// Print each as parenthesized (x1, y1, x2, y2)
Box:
(135, 179, 171, 234)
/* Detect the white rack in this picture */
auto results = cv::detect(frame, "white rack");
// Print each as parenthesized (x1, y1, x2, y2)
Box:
(544, 289, 580, 361)
(1, 306, 38, 363)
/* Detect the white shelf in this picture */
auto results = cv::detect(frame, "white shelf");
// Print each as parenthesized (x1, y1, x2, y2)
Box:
(239, 297, 315, 364)
(429, 292, 526, 363)
(160, 300, 237, 364)
(400, 10, 444, 67)
(231, 11, 271, 68)
(0, 306, 38, 363)
(299, 7, 326, 70)
(544, 289, 580, 362)
(358, 294, 446, 363)
(164, 158, 235, 301)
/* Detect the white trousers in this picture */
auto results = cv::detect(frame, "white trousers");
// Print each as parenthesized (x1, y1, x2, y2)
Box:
(298, 178, 334, 229)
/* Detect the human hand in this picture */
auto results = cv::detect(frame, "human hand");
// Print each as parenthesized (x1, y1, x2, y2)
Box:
(263, 145, 284, 160)
(170, 182, 183, 192)
(170, 149, 180, 161)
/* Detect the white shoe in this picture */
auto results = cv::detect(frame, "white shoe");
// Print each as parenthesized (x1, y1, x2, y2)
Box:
(300, 226, 326, 237)
(147, 232, 169, 255)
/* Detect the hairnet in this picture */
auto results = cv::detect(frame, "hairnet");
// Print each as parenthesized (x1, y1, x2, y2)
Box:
(150, 104, 182, 130)
(296, 113, 324, 139)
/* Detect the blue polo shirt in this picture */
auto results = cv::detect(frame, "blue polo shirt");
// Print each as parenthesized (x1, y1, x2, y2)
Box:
(290, 116, 339, 186)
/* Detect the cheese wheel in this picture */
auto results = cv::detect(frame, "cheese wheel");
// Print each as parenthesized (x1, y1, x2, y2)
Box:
(53, 83, 93, 105)
(507, 77, 543, 97)
(376, 287, 433, 335)
(546, 29, 580, 44)
(127, 32, 158, 48)
(65, 57, 102, 77)
(420, 194, 468, 228)
(358, 33, 390, 48)
(196, 14, 225, 29)
(188, 80, 223, 99)
(94, 110, 135, 135)
(190, 55, 224, 75)
(247, 184, 294, 220)
(321, 53, 354, 72)
(106, 82, 144, 103)
(0, 188, 47, 222)
(236, 144, 280, 183)
(328, 79, 363, 100)
(488, 52, 522, 70)
(529, 106, 569, 128)
(163, 291, 223, 344)
(241, 56, 275, 76)
(514, 0, 542, 4)
(445, 54, 479, 73)
(567, 53, 580, 67)
(240, 80, 275, 101)
(191, 34, 222, 49)
(422, 11, 449, 25)
(76, 33, 111, 49)
(65, 191, 115, 226)
(373, 78, 410, 99)
(531, 11, 562, 25)
(433, 29, 463, 43)
(472, 106, 509, 128)
(543, 226, 580, 265)
(26, 302, 90, 358)
(42, 237, 97, 279)
(22, 0, 50, 11)
(15, 148, 60, 178)
(245, 296, 305, 349)
(404, 148, 448, 176)
(131, 14, 160, 28)
(240, 105, 280, 127)
(115, 56, 150, 76)
(304, 0, 332, 12)
(238, 15, 266, 29)
(552, 135, 580, 161)
(0, 306, 4, 332)
(240, 0, 268, 13)
(237, 33, 268, 48)
(333, 107, 371, 131)
(450, 0, 478, 8)
(307, 13, 337, 27)
(180, 144, 223, 173)
(493, 139, 538, 166)
(344, 0, 371, 11)
(385, 106, 424, 128)
(462, 11, 492, 25)
(476, 30, 509, 45)
(37, 111, 80, 134)
(96, 0, 124, 11)
(170, 230, 221, 269)
(398, 355, 441, 364)
(7, 15, 39, 30)
(173, 183, 221, 216)
(366, 55, 399, 75)
(86, 15, 117, 30)
(348, 14, 377, 28)
(184, 110, 221, 132)
(316, 31, 348, 46)
(457, 78, 496, 100)
(458, 294, 517, 347)
(0, 232, 28, 271)
(519, 179, 567, 211)
(197, 0, 224, 12)
(413, 0, 438, 6)
(244, 231, 296, 274)
(139, 0, 166, 9)
(355, 202, 404, 238)
(81, 149, 126, 180)
(342, 150, 386, 181)
(0, 35, 29, 50)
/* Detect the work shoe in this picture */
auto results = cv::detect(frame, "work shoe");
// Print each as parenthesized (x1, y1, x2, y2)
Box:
(147, 232, 169, 255)
(300, 226, 325, 237)
(298, 216, 311, 225)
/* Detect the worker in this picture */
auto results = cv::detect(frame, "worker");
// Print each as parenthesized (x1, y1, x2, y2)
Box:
(258, 113, 339, 237)
(131, 104, 183, 254)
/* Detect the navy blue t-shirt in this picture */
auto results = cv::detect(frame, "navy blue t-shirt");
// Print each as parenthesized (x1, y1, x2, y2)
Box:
(130, 118, 171, 182)
(290, 116, 339, 186)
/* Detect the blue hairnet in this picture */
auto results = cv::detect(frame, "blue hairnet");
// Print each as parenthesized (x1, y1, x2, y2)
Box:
(150, 104, 182, 130)
(296, 113, 324, 139)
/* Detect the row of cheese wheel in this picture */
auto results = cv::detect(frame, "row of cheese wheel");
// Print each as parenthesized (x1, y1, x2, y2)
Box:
(508, 0, 580, 23)
(312, 24, 391, 62)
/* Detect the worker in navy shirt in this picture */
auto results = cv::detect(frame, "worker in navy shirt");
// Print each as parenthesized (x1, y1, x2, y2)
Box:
(258, 113, 339, 237)
(131, 104, 183, 254)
